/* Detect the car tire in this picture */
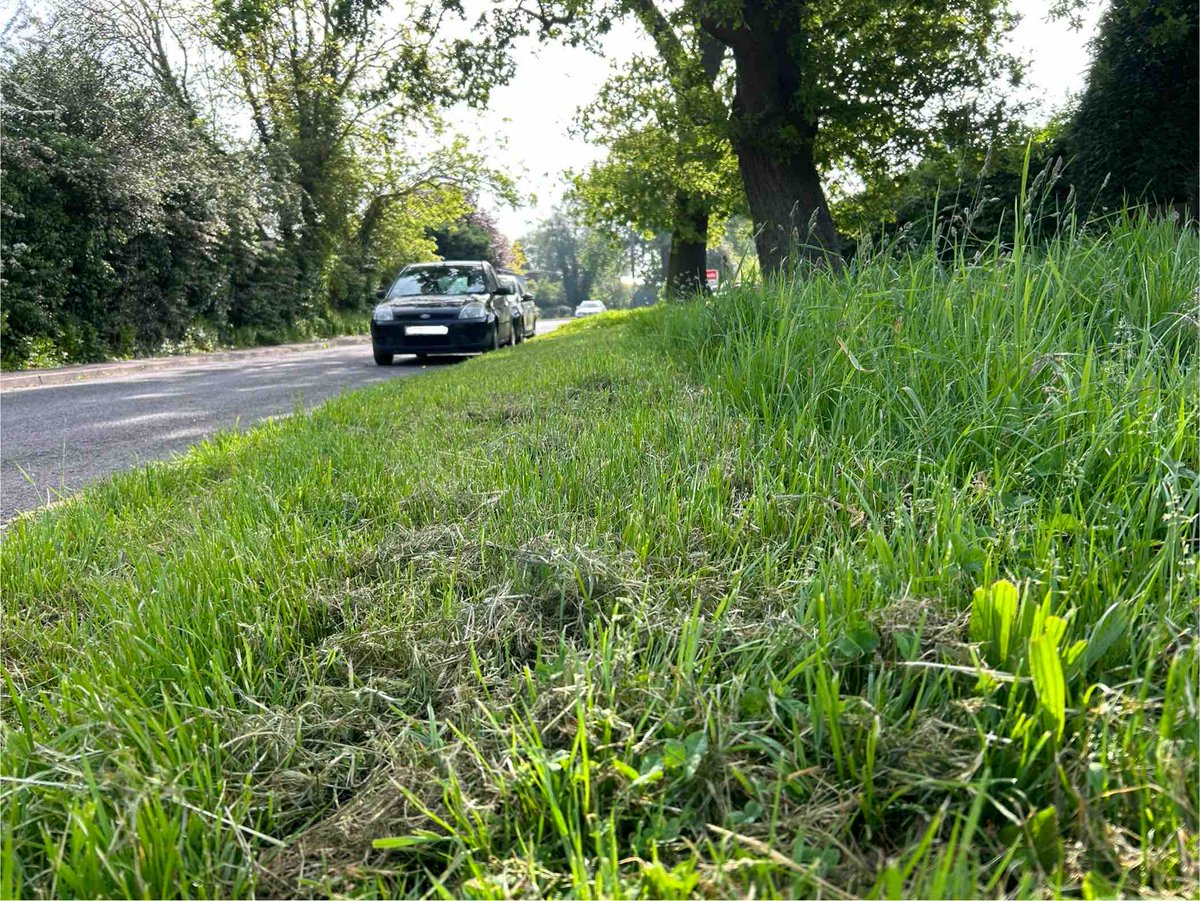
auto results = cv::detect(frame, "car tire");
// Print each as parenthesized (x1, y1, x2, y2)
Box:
(489, 325, 500, 351)
(373, 348, 393, 366)
(514, 321, 525, 344)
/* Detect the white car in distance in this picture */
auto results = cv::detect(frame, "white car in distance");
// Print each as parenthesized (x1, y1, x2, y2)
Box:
(574, 300, 607, 318)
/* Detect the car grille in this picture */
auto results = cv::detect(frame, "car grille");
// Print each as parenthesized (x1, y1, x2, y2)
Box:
(389, 310, 459, 323)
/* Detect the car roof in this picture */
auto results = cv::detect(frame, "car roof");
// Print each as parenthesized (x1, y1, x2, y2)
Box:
(407, 260, 485, 267)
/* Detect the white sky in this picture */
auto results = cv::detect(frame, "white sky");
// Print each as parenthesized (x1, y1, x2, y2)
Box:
(485, 0, 1105, 238)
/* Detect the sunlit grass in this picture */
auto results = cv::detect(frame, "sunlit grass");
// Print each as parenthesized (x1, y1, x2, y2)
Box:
(2, 218, 1196, 898)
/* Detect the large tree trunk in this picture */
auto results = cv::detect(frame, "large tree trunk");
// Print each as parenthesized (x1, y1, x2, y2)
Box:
(736, 142, 839, 275)
(665, 192, 710, 298)
(704, 0, 842, 276)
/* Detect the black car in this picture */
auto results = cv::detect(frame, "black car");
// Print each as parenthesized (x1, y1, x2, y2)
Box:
(497, 273, 539, 342)
(370, 261, 517, 364)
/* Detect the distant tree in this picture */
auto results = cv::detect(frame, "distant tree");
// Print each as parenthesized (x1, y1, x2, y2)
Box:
(509, 240, 530, 274)
(428, 218, 494, 262)
(1063, 0, 1198, 214)
(526, 275, 566, 311)
(571, 49, 743, 297)
(428, 202, 515, 267)
(522, 206, 621, 306)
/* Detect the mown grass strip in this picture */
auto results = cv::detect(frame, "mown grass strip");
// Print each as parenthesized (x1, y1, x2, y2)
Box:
(3, 219, 1197, 898)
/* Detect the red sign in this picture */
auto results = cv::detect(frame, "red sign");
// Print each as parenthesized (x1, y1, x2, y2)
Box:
(705, 268, 719, 288)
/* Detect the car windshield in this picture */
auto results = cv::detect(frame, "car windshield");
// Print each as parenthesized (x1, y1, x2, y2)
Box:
(388, 265, 486, 298)
(579, 302, 601, 309)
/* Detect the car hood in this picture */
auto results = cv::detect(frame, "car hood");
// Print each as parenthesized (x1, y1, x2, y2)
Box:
(382, 294, 487, 310)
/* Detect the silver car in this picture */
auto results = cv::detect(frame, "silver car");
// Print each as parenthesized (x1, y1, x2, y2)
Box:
(574, 300, 607, 317)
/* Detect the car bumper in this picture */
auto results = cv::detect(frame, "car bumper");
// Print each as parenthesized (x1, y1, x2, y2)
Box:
(371, 319, 493, 354)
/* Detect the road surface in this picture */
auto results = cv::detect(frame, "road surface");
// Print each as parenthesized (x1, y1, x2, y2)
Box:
(2, 323, 565, 523)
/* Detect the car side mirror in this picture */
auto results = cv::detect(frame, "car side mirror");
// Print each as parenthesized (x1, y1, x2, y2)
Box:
(375, 288, 387, 300)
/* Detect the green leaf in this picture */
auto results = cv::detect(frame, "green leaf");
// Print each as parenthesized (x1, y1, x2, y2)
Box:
(1082, 870, 1116, 899)
(1029, 633, 1066, 740)
(1064, 639, 1088, 670)
(613, 759, 640, 781)
(740, 686, 769, 717)
(1024, 807, 1063, 873)
(950, 533, 986, 573)
(640, 859, 700, 896)
(1048, 512, 1083, 535)
(663, 738, 687, 770)
(631, 763, 665, 788)
(1037, 613, 1068, 651)
(729, 799, 762, 826)
(1082, 602, 1127, 673)
(848, 621, 881, 655)
(893, 629, 920, 661)
(683, 730, 708, 777)
(833, 621, 881, 660)
(833, 635, 863, 659)
(373, 831, 445, 850)
(971, 579, 1020, 666)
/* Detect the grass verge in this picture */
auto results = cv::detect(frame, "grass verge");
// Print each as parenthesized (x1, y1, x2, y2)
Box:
(2, 219, 1197, 898)
(3, 310, 371, 372)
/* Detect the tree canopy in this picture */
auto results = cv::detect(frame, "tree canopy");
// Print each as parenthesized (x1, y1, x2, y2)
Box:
(4, 0, 1195, 368)
(484, 0, 1023, 274)
(1063, 0, 1198, 214)
(428, 201, 517, 269)
(570, 44, 742, 295)
(521, 205, 630, 307)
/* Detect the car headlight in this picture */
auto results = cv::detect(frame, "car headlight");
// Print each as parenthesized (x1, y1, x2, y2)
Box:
(458, 302, 488, 320)
(373, 304, 393, 322)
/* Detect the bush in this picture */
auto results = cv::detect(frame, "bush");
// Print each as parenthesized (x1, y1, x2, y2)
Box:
(0, 14, 400, 370)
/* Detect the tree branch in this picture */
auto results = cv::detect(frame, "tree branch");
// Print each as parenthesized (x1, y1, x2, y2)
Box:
(622, 0, 688, 75)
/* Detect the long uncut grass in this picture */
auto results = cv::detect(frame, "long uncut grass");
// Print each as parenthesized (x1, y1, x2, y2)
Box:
(2, 218, 1197, 898)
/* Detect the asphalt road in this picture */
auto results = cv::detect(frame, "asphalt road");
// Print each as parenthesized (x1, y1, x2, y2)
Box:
(2, 322, 565, 523)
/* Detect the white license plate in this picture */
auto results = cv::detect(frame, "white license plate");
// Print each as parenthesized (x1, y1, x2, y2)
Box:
(405, 325, 449, 336)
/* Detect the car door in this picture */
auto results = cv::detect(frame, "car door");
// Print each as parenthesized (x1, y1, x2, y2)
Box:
(500, 278, 521, 340)
(484, 264, 514, 344)
(505, 278, 526, 335)
(521, 292, 537, 335)
(511, 277, 533, 335)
